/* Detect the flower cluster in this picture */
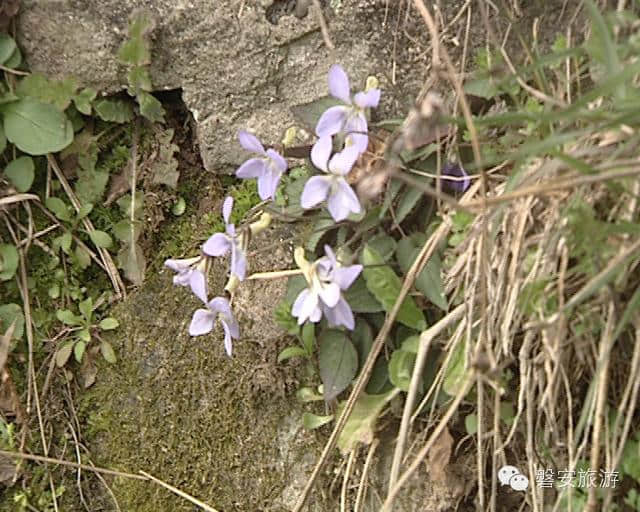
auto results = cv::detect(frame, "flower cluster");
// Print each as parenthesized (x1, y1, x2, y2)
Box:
(165, 64, 384, 355)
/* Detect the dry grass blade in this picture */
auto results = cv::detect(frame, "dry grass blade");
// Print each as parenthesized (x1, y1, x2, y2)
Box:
(139, 471, 221, 512)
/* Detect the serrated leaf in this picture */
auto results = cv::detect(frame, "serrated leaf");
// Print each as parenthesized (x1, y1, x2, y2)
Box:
(45, 197, 72, 222)
(74, 341, 86, 363)
(0, 304, 24, 339)
(56, 309, 83, 326)
(99, 317, 119, 330)
(118, 10, 155, 66)
(273, 300, 300, 336)
(342, 276, 383, 313)
(0, 244, 19, 281)
(2, 98, 73, 155)
(318, 329, 358, 402)
(93, 99, 134, 123)
(118, 242, 146, 285)
(396, 237, 448, 311)
(361, 245, 427, 330)
(4, 156, 34, 192)
(73, 88, 97, 115)
(302, 412, 334, 430)
(89, 230, 113, 249)
(137, 91, 165, 123)
(388, 349, 417, 392)
(15, 73, 78, 111)
(100, 340, 117, 364)
(442, 339, 467, 397)
(277, 346, 307, 363)
(55, 341, 74, 367)
(151, 128, 178, 187)
(337, 389, 399, 454)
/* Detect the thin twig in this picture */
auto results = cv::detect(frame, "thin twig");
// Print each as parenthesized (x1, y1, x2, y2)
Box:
(312, 0, 334, 49)
(139, 471, 221, 512)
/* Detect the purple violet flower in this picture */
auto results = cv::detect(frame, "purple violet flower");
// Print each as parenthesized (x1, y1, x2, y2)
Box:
(291, 246, 362, 330)
(164, 257, 208, 302)
(442, 162, 470, 193)
(235, 130, 288, 200)
(315, 64, 381, 154)
(189, 296, 239, 356)
(300, 135, 361, 222)
(202, 196, 247, 280)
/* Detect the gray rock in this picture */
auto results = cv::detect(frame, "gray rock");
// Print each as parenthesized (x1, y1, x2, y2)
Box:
(18, 0, 417, 174)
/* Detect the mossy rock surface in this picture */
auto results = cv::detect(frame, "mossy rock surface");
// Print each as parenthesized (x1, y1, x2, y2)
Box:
(75, 226, 331, 511)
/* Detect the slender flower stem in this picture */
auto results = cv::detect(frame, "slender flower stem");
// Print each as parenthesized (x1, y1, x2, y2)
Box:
(246, 268, 303, 280)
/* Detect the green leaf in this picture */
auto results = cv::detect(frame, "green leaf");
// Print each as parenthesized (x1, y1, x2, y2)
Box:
(77, 328, 91, 343)
(395, 184, 424, 225)
(53, 232, 72, 255)
(273, 300, 300, 336)
(463, 77, 499, 99)
(318, 329, 358, 402)
(100, 340, 117, 364)
(56, 309, 83, 326)
(361, 245, 427, 330)
(285, 275, 307, 304)
(366, 358, 392, 394)
(127, 66, 152, 94)
(337, 389, 399, 454)
(137, 91, 165, 123)
(2, 98, 73, 155)
(4, 47, 21, 70)
(0, 304, 24, 339)
(45, 197, 72, 222)
(15, 74, 78, 111)
(290, 96, 343, 132)
(74, 341, 86, 363)
(75, 168, 109, 205)
(76, 203, 94, 220)
(93, 99, 134, 124)
(0, 244, 19, 281)
(0, 125, 6, 153)
(296, 387, 324, 403)
(367, 233, 397, 262)
(302, 412, 334, 430)
(78, 297, 93, 321)
(0, 34, 17, 65)
(300, 322, 315, 355)
(55, 341, 74, 367)
(74, 245, 92, 269)
(396, 237, 448, 312)
(48, 284, 60, 299)
(465, 414, 478, 435)
(351, 318, 373, 372)
(4, 156, 35, 192)
(88, 230, 113, 249)
(442, 339, 467, 397)
(99, 317, 119, 330)
(118, 10, 155, 66)
(73, 88, 97, 115)
(305, 216, 336, 253)
(171, 197, 186, 216)
(118, 242, 146, 286)
(388, 349, 416, 392)
(277, 346, 308, 363)
(342, 276, 383, 313)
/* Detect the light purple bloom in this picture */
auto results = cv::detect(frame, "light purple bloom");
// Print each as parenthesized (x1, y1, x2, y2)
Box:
(442, 162, 470, 193)
(291, 245, 362, 330)
(189, 296, 240, 356)
(316, 64, 381, 154)
(300, 136, 361, 222)
(235, 130, 288, 200)
(202, 196, 247, 280)
(164, 257, 208, 302)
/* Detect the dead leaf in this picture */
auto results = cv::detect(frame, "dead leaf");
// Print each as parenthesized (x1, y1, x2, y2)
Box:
(105, 159, 133, 206)
(426, 426, 453, 484)
(0, 0, 20, 31)
(80, 353, 98, 389)
(0, 320, 15, 371)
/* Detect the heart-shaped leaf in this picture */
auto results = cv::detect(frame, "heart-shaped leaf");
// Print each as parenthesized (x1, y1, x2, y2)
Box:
(318, 329, 358, 402)
(4, 156, 35, 192)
